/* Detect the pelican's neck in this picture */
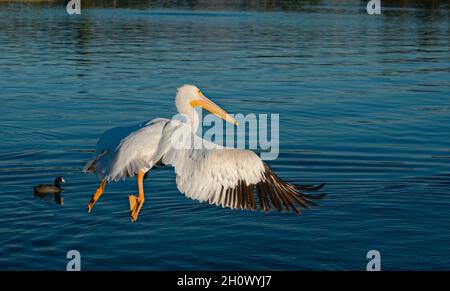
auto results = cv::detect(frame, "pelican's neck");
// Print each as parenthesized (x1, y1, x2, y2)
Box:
(176, 98, 200, 133)
(186, 108, 200, 133)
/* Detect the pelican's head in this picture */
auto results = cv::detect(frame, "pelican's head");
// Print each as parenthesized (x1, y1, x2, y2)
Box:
(175, 84, 238, 126)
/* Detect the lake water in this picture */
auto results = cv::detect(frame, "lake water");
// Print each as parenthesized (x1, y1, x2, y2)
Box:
(0, 2, 449, 270)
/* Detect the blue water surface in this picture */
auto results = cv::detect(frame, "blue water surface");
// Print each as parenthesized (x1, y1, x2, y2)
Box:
(0, 2, 449, 270)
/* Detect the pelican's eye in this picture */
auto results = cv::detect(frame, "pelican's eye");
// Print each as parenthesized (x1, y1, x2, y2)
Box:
(197, 89, 201, 95)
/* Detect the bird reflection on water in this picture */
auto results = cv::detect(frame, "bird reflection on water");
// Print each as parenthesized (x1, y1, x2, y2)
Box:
(33, 191, 64, 206)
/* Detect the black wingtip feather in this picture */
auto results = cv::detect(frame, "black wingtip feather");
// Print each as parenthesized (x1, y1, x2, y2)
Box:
(294, 183, 326, 191)
(216, 164, 325, 215)
(300, 192, 326, 200)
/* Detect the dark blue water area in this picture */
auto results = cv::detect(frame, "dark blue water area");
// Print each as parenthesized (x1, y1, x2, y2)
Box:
(0, 2, 449, 270)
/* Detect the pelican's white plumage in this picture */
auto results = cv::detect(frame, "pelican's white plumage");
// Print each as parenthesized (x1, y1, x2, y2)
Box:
(84, 85, 324, 221)
(87, 118, 168, 182)
(152, 120, 266, 206)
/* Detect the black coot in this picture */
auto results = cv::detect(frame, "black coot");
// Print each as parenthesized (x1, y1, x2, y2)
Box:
(34, 177, 65, 194)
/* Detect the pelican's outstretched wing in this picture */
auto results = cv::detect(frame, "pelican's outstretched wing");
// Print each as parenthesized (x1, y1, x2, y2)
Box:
(155, 121, 324, 214)
(84, 118, 169, 181)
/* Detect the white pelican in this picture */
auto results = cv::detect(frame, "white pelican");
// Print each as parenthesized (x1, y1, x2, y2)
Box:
(84, 85, 324, 221)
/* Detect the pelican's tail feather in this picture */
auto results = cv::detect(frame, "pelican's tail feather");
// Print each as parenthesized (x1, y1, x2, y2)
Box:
(83, 157, 98, 173)
(83, 150, 108, 174)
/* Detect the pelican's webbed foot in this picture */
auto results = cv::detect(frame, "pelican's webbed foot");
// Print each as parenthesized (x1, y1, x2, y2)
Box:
(129, 195, 144, 222)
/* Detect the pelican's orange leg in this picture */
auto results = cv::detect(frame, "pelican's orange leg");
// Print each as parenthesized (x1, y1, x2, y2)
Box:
(87, 178, 107, 213)
(129, 171, 146, 222)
